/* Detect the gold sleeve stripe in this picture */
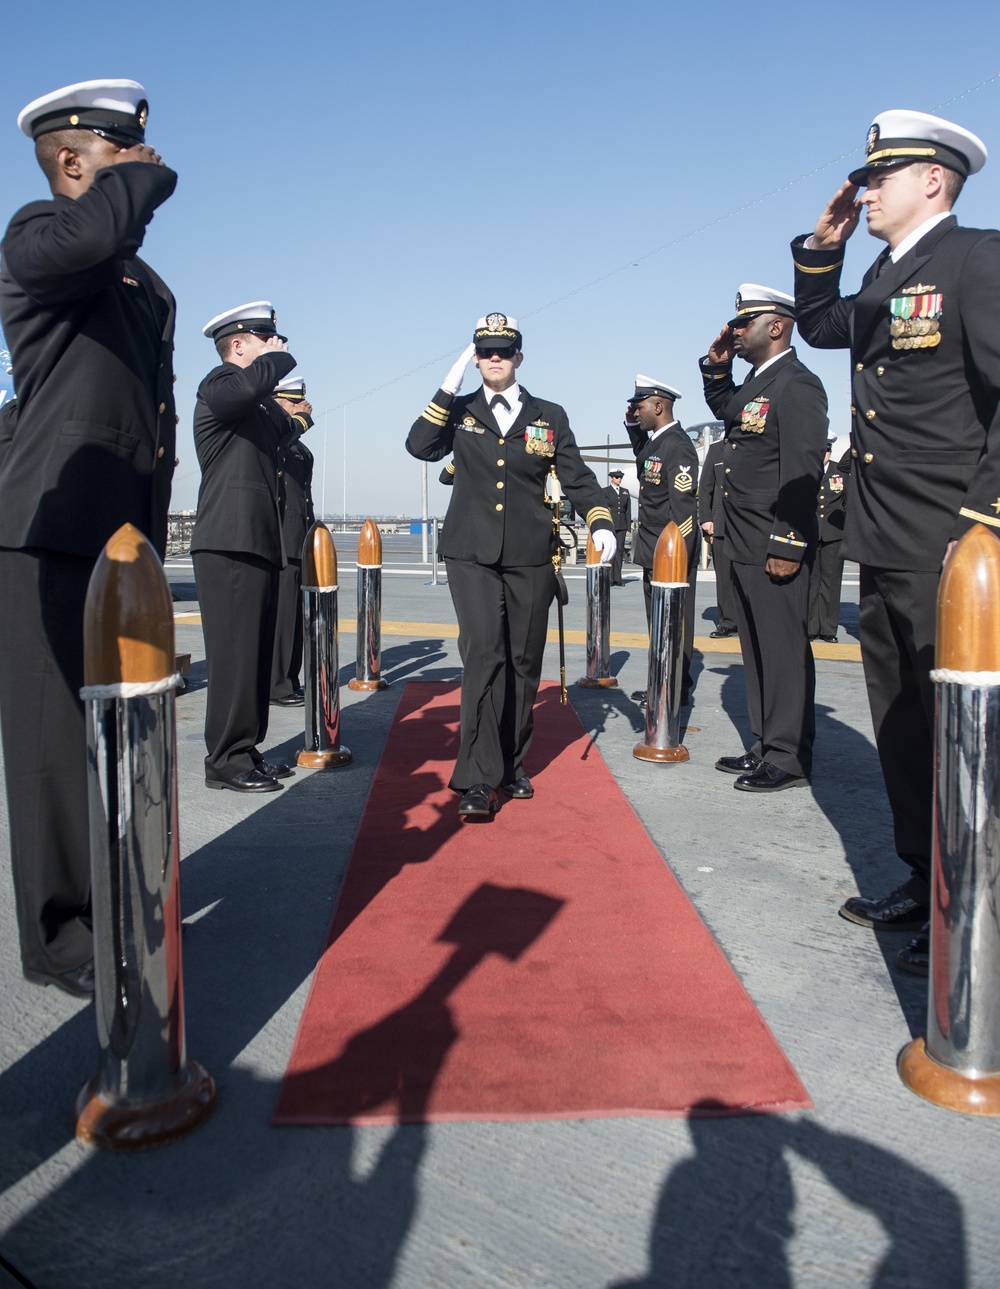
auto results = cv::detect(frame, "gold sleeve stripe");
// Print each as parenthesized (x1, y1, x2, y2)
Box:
(586, 506, 613, 525)
(422, 402, 450, 425)
(959, 507, 1000, 530)
(793, 259, 844, 274)
(292, 414, 309, 430)
(770, 533, 807, 547)
(704, 372, 730, 380)
(678, 517, 693, 537)
(445, 461, 456, 474)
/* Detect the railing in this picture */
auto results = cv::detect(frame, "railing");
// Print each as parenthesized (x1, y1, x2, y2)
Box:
(165, 515, 196, 557)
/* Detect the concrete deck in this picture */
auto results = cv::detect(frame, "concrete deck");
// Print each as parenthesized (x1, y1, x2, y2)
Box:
(1, 554, 996, 1288)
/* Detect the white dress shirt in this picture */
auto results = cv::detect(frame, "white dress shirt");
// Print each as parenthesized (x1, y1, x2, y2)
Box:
(485, 383, 522, 437)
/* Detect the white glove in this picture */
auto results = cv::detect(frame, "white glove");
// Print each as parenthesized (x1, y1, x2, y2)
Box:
(592, 530, 617, 564)
(441, 343, 476, 395)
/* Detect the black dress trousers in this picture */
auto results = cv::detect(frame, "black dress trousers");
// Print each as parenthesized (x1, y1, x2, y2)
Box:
(857, 566, 937, 902)
(270, 557, 304, 700)
(730, 559, 815, 778)
(444, 557, 555, 791)
(711, 536, 738, 632)
(0, 548, 94, 974)
(194, 550, 280, 777)
(808, 541, 845, 639)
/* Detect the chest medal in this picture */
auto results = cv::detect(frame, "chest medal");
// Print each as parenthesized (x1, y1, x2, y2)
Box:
(643, 456, 663, 485)
(461, 415, 485, 435)
(889, 292, 942, 350)
(741, 398, 769, 433)
(525, 421, 555, 456)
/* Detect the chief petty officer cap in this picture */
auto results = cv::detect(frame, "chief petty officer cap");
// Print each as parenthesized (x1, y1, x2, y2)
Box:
(202, 301, 287, 344)
(274, 376, 306, 401)
(628, 374, 682, 404)
(18, 79, 149, 148)
(848, 109, 988, 187)
(728, 284, 796, 328)
(474, 312, 521, 352)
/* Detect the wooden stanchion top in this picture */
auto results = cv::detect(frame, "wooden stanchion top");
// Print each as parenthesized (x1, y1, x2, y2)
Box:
(937, 523, 1000, 671)
(585, 533, 599, 565)
(302, 521, 338, 586)
(84, 523, 174, 685)
(652, 522, 688, 583)
(358, 518, 382, 565)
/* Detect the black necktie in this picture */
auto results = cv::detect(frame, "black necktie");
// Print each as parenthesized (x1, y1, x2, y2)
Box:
(490, 394, 510, 413)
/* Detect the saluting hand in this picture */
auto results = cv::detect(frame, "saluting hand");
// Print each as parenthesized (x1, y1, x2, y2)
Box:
(441, 343, 476, 395)
(261, 335, 289, 354)
(109, 144, 164, 167)
(707, 325, 736, 365)
(298, 399, 314, 418)
(812, 181, 861, 248)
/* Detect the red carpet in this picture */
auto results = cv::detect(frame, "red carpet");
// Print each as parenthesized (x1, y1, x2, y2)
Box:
(273, 682, 810, 1125)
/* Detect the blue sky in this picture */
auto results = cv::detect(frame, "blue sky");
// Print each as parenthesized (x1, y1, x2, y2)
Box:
(2, 2, 998, 516)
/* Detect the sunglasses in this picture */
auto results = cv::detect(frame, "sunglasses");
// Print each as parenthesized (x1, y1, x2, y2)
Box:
(475, 347, 514, 360)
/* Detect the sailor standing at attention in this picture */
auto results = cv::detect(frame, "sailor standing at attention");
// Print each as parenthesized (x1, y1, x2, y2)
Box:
(0, 79, 177, 997)
(406, 313, 616, 819)
(791, 110, 996, 969)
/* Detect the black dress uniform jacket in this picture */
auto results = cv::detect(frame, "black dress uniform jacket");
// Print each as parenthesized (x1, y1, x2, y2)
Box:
(190, 351, 296, 564)
(792, 217, 1000, 570)
(406, 385, 613, 559)
(602, 483, 632, 532)
(0, 163, 178, 556)
(278, 414, 315, 556)
(698, 440, 726, 534)
(817, 457, 847, 542)
(627, 422, 699, 567)
(699, 349, 828, 565)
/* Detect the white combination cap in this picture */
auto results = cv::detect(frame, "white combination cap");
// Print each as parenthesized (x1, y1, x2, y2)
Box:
(274, 376, 306, 399)
(18, 79, 149, 147)
(849, 109, 987, 185)
(202, 301, 286, 343)
(629, 375, 682, 403)
(473, 312, 521, 350)
(728, 284, 795, 326)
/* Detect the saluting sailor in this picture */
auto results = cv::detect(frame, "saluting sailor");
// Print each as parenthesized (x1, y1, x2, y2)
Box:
(0, 79, 177, 997)
(792, 110, 997, 968)
(624, 376, 699, 701)
(406, 313, 616, 819)
(270, 375, 315, 707)
(700, 285, 828, 792)
(191, 302, 298, 793)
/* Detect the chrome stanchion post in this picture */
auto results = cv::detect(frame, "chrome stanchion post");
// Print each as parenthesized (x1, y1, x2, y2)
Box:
(427, 518, 440, 586)
(349, 518, 387, 692)
(633, 522, 689, 764)
(297, 522, 352, 769)
(75, 524, 215, 1151)
(899, 524, 1000, 1114)
(577, 533, 617, 689)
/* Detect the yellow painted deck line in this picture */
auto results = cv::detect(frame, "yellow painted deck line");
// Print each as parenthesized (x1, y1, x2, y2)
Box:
(175, 612, 862, 662)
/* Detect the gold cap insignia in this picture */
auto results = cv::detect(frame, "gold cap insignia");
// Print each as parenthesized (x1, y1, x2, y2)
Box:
(138, 104, 148, 129)
(866, 123, 879, 156)
(734, 292, 742, 312)
(485, 313, 507, 332)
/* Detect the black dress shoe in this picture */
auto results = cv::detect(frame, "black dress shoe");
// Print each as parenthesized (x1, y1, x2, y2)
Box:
(258, 760, 295, 779)
(839, 887, 928, 931)
(895, 924, 930, 975)
(715, 750, 761, 775)
(271, 691, 305, 707)
(23, 960, 95, 998)
(457, 784, 499, 819)
(205, 767, 283, 793)
(818, 635, 839, 644)
(501, 776, 534, 799)
(733, 761, 809, 792)
(709, 625, 738, 638)
(630, 689, 647, 708)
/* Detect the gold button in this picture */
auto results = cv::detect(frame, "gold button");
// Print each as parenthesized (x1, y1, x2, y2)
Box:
(855, 362, 864, 372)
(496, 503, 503, 511)
(278, 470, 283, 477)
(157, 446, 165, 458)
(158, 402, 166, 414)
(497, 459, 504, 466)
(864, 452, 874, 463)
(850, 405, 857, 415)
(866, 409, 876, 420)
(725, 467, 731, 474)
(877, 366, 885, 376)
(852, 448, 858, 458)
(174, 458, 180, 467)
(174, 415, 180, 424)
(496, 481, 504, 489)
(723, 491, 729, 497)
